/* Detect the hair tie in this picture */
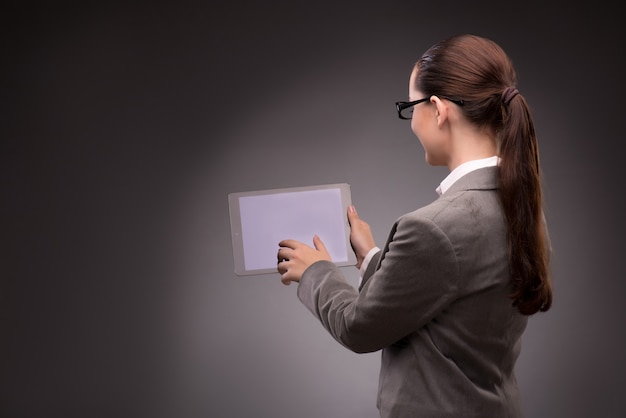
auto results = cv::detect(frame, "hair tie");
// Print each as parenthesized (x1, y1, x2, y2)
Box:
(502, 87, 519, 105)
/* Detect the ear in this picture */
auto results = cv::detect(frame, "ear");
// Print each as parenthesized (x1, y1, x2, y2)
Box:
(430, 95, 449, 127)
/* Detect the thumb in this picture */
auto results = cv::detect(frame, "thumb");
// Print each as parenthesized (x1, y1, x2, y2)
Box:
(312, 234, 327, 252)
(347, 204, 359, 225)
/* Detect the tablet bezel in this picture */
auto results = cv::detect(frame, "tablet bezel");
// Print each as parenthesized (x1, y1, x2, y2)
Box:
(228, 183, 356, 276)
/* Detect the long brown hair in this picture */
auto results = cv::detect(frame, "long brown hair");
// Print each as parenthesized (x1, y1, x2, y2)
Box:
(414, 34, 552, 315)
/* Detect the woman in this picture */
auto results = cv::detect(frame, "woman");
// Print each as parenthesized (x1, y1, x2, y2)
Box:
(277, 34, 552, 418)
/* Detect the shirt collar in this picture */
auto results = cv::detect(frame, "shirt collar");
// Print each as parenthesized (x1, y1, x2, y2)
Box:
(436, 156, 500, 196)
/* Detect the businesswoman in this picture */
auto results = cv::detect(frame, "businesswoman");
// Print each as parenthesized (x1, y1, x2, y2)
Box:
(277, 34, 552, 418)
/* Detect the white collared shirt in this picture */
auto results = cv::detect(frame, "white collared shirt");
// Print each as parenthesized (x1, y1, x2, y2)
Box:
(358, 156, 499, 286)
(436, 156, 500, 196)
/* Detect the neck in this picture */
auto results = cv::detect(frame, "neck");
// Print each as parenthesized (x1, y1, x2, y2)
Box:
(447, 127, 497, 171)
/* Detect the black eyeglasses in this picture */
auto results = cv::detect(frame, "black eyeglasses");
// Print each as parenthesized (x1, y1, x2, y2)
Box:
(395, 97, 464, 120)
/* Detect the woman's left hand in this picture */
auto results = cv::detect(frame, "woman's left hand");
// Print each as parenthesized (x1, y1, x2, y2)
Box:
(277, 235, 331, 285)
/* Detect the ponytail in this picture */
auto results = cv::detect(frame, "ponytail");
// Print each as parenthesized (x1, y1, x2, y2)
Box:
(498, 90, 552, 314)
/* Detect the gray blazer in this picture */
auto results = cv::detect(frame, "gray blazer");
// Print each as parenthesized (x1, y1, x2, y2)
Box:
(298, 167, 528, 417)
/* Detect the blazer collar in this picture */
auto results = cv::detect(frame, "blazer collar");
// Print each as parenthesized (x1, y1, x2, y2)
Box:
(441, 166, 499, 196)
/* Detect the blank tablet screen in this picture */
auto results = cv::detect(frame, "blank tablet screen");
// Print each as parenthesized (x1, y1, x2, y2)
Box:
(228, 183, 356, 276)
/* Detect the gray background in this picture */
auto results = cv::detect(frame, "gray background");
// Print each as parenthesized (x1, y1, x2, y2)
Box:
(3, 1, 624, 417)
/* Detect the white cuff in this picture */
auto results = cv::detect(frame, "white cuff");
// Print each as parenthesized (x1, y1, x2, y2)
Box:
(358, 247, 380, 287)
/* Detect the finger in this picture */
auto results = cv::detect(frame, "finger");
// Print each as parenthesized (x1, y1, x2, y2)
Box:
(277, 258, 291, 284)
(279, 267, 294, 285)
(278, 239, 301, 249)
(312, 234, 326, 252)
(313, 234, 332, 261)
(277, 247, 293, 263)
(277, 260, 287, 275)
(347, 204, 359, 225)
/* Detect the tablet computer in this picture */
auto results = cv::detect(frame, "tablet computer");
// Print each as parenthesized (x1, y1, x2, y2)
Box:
(228, 183, 356, 276)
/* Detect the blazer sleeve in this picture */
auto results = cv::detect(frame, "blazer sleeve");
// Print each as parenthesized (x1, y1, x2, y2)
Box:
(297, 213, 460, 353)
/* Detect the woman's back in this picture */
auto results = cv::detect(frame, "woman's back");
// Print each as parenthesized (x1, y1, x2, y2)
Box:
(375, 166, 527, 418)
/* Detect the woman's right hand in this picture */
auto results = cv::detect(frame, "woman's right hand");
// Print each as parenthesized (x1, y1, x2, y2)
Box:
(347, 205, 376, 269)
